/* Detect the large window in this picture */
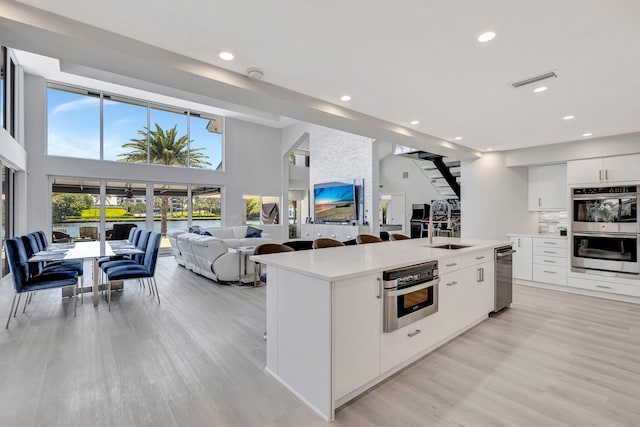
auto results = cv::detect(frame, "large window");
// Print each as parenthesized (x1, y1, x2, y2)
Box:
(47, 86, 100, 159)
(1, 165, 14, 277)
(47, 84, 223, 169)
(243, 195, 280, 226)
(105, 180, 147, 238)
(1, 47, 4, 130)
(2, 46, 18, 137)
(191, 186, 221, 228)
(103, 96, 147, 162)
(51, 178, 101, 241)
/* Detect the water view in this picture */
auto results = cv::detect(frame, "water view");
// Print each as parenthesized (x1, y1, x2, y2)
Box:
(54, 219, 221, 239)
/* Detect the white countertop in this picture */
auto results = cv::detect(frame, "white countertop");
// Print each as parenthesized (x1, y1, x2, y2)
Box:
(507, 233, 567, 239)
(251, 237, 509, 281)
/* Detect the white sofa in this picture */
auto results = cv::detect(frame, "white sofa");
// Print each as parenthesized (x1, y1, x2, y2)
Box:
(167, 226, 272, 282)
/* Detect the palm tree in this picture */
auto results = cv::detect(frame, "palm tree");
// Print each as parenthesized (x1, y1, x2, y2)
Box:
(119, 123, 211, 235)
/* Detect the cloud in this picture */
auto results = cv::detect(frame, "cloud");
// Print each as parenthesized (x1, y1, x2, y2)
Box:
(51, 97, 100, 116)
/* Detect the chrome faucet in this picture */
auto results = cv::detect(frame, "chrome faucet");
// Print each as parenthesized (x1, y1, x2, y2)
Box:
(428, 199, 451, 244)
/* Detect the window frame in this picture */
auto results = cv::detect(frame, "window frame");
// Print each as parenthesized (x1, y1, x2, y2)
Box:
(45, 82, 224, 170)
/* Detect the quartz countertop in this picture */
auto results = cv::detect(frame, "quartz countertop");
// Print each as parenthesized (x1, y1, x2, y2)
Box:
(251, 236, 509, 281)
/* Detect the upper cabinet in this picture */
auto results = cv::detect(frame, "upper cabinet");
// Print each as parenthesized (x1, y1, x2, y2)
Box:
(528, 164, 567, 211)
(567, 154, 640, 185)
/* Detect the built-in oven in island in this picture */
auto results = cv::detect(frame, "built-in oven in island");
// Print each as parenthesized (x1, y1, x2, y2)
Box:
(382, 261, 439, 333)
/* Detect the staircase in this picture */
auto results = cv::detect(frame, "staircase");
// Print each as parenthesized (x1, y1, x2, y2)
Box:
(393, 145, 461, 199)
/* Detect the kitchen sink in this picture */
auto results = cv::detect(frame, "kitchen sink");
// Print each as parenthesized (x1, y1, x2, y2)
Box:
(429, 244, 472, 250)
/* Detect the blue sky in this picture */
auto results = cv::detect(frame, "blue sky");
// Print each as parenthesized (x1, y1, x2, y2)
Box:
(47, 88, 222, 168)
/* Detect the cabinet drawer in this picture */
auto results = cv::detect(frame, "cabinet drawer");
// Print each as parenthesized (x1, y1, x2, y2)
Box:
(380, 312, 439, 373)
(533, 255, 567, 267)
(438, 249, 493, 274)
(533, 246, 566, 258)
(533, 238, 567, 249)
(567, 276, 640, 297)
(532, 264, 567, 286)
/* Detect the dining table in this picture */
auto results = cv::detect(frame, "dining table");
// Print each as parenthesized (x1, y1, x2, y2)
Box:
(28, 240, 144, 306)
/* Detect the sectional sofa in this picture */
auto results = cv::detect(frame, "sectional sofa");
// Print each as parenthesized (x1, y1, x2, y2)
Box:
(167, 226, 272, 282)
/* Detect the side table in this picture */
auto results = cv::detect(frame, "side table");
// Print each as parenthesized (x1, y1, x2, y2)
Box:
(235, 246, 256, 285)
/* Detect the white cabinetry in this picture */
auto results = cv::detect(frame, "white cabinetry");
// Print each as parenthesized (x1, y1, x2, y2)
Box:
(380, 311, 439, 373)
(438, 250, 494, 341)
(509, 236, 532, 281)
(532, 237, 567, 286)
(334, 274, 381, 399)
(567, 154, 640, 185)
(300, 224, 369, 242)
(528, 164, 567, 211)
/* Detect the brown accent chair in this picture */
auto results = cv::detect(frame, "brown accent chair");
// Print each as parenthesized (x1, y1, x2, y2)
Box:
(313, 238, 345, 249)
(79, 226, 98, 240)
(389, 233, 410, 241)
(253, 243, 294, 286)
(356, 234, 383, 244)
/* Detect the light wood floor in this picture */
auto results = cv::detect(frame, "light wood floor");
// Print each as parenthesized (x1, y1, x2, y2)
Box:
(1, 257, 639, 427)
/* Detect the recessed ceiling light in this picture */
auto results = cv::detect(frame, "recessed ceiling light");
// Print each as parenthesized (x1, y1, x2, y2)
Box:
(410, 120, 420, 125)
(454, 137, 463, 141)
(477, 31, 496, 43)
(340, 95, 352, 102)
(218, 50, 235, 61)
(533, 86, 548, 93)
(563, 115, 575, 120)
(486, 148, 494, 151)
(582, 132, 593, 137)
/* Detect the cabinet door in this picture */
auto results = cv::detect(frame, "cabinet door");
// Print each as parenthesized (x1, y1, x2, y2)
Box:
(474, 261, 495, 316)
(510, 237, 532, 281)
(603, 154, 640, 183)
(567, 158, 603, 184)
(527, 166, 541, 211)
(538, 164, 567, 210)
(438, 269, 468, 340)
(333, 274, 381, 399)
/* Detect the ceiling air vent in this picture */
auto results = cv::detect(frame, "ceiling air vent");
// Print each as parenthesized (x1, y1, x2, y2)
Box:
(512, 72, 557, 88)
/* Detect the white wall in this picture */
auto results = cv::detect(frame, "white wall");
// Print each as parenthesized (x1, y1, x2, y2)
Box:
(378, 149, 442, 232)
(461, 152, 537, 240)
(506, 132, 640, 166)
(23, 74, 285, 240)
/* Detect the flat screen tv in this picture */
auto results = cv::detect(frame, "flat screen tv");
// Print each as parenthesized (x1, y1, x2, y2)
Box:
(314, 182, 357, 223)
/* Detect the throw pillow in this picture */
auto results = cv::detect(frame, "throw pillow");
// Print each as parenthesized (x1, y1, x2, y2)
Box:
(188, 225, 202, 233)
(245, 226, 263, 238)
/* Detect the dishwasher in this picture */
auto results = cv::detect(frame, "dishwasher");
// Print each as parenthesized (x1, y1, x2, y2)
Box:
(493, 245, 516, 313)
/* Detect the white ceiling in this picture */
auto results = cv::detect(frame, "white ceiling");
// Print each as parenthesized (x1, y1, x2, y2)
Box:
(8, 0, 640, 152)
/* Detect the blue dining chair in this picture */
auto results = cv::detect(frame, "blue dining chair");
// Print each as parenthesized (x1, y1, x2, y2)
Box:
(5, 238, 79, 329)
(97, 226, 141, 267)
(105, 232, 162, 311)
(20, 234, 85, 304)
(100, 230, 151, 272)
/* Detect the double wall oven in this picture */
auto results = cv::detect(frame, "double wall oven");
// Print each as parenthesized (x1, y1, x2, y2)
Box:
(571, 185, 639, 278)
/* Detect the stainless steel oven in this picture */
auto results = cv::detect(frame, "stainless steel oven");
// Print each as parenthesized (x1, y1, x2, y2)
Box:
(571, 232, 640, 278)
(382, 261, 439, 333)
(572, 186, 638, 233)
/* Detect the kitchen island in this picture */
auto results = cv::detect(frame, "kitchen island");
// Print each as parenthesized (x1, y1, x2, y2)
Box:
(251, 236, 509, 421)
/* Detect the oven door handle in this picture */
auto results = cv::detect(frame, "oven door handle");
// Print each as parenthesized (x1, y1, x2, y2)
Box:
(573, 232, 639, 239)
(384, 278, 439, 298)
(572, 194, 637, 200)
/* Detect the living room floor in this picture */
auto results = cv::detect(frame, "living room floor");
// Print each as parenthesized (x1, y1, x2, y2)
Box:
(0, 256, 639, 427)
